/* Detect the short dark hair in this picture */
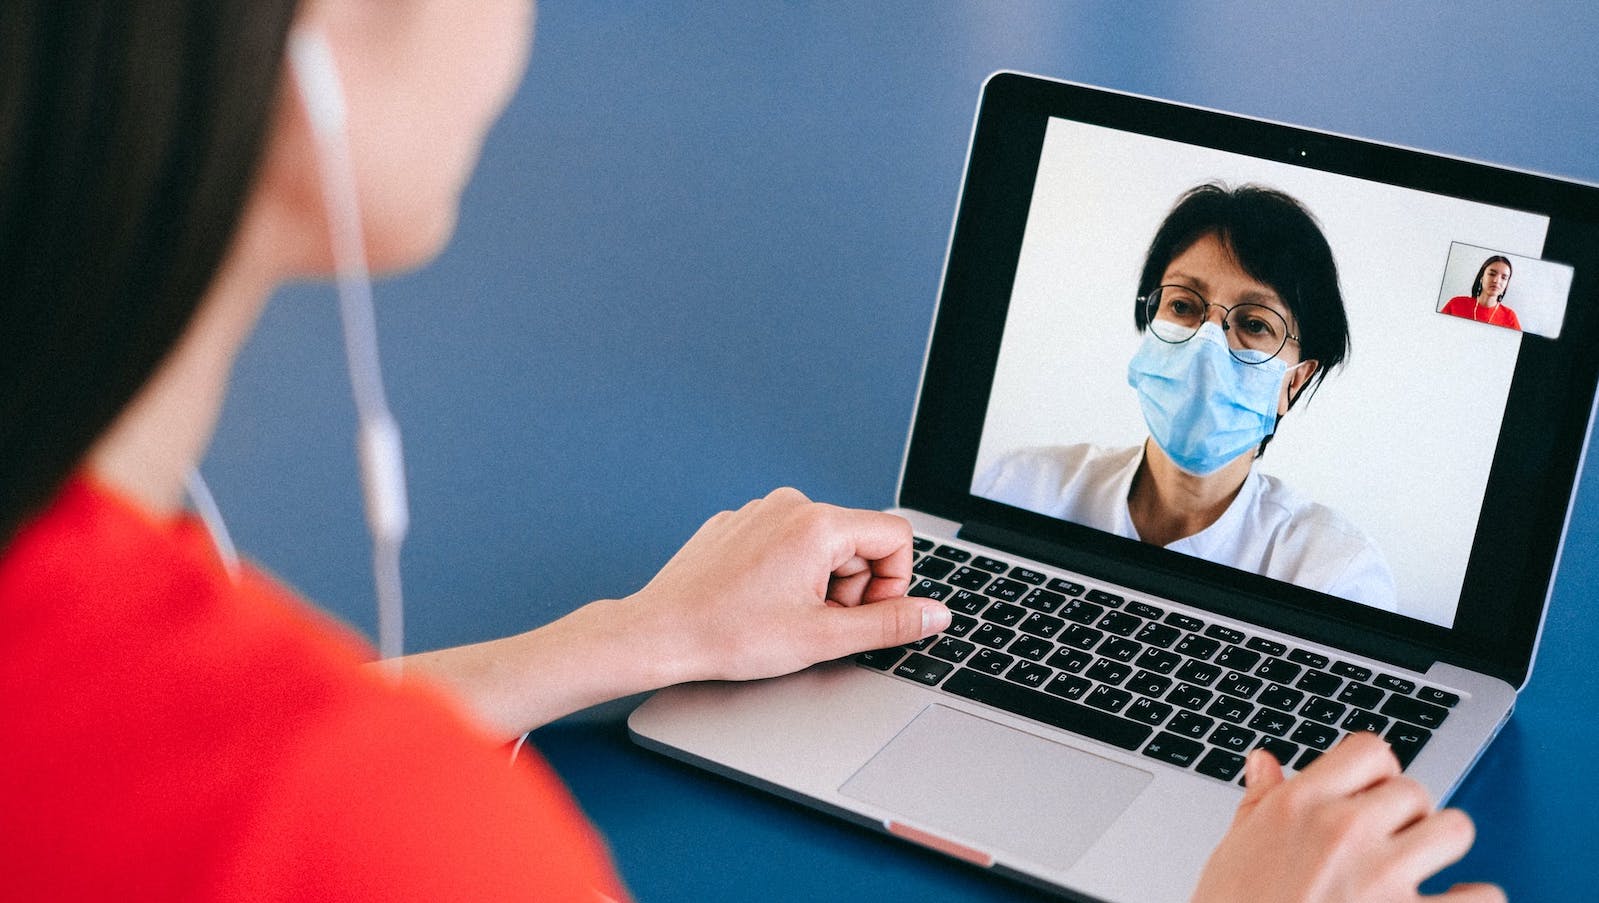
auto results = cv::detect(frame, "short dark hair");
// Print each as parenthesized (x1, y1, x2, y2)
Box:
(1471, 255, 1513, 302)
(1133, 183, 1351, 409)
(0, 1, 300, 546)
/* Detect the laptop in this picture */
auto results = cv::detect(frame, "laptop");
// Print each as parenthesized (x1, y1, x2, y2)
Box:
(628, 73, 1599, 901)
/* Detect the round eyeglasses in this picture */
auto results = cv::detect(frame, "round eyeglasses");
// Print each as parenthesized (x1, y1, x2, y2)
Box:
(1139, 284, 1300, 364)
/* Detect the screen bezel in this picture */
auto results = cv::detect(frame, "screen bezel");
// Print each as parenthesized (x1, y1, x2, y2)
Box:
(900, 73, 1599, 688)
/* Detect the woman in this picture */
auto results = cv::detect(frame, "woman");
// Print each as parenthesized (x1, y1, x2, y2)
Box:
(977, 184, 1398, 610)
(1440, 255, 1520, 330)
(0, 4, 1497, 901)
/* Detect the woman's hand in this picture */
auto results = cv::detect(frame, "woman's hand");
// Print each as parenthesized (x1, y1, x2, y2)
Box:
(632, 486, 952, 684)
(400, 487, 950, 739)
(1191, 732, 1504, 903)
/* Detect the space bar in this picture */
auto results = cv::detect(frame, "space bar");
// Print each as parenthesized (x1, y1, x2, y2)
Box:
(942, 670, 1152, 751)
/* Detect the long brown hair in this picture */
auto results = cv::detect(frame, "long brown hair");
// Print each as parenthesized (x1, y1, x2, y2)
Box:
(0, 1, 300, 545)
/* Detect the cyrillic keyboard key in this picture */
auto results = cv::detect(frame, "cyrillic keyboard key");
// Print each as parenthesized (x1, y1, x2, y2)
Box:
(1005, 660, 1052, 689)
(946, 613, 977, 638)
(1085, 684, 1132, 714)
(1059, 599, 1104, 625)
(1174, 634, 1221, 660)
(1125, 696, 1173, 726)
(1098, 610, 1143, 636)
(1135, 622, 1182, 648)
(1168, 710, 1214, 739)
(1007, 634, 1053, 661)
(1295, 669, 1342, 698)
(1248, 707, 1296, 738)
(1299, 696, 1347, 725)
(942, 669, 1151, 750)
(1196, 748, 1246, 781)
(1214, 645, 1261, 672)
(1044, 672, 1091, 701)
(1336, 682, 1384, 711)
(946, 567, 993, 591)
(970, 648, 1013, 676)
(1290, 721, 1338, 749)
(1255, 736, 1300, 767)
(1021, 588, 1066, 614)
(1255, 657, 1301, 683)
(928, 636, 976, 664)
(1135, 647, 1182, 675)
(1208, 723, 1256, 753)
(1384, 722, 1432, 769)
(971, 623, 1016, 649)
(983, 601, 1027, 627)
(1342, 710, 1389, 735)
(1046, 646, 1091, 673)
(1380, 694, 1449, 729)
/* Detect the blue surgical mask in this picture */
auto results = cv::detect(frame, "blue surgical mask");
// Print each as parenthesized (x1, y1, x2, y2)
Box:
(1126, 322, 1288, 476)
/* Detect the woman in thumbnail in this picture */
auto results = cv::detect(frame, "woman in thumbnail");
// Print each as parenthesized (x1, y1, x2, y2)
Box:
(976, 184, 1397, 609)
(1440, 255, 1520, 330)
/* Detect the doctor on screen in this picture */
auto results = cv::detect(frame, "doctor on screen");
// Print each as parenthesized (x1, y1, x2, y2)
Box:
(976, 184, 1397, 610)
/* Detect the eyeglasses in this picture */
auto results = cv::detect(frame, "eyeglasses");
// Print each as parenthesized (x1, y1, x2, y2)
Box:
(1139, 284, 1301, 365)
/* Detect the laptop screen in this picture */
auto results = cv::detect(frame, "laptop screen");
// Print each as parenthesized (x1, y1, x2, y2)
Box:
(970, 117, 1574, 629)
(901, 74, 1599, 685)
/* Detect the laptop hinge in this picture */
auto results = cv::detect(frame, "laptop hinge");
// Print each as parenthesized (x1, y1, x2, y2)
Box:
(958, 519, 1439, 675)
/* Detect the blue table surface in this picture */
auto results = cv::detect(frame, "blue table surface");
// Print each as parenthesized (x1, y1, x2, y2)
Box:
(206, 3, 1599, 898)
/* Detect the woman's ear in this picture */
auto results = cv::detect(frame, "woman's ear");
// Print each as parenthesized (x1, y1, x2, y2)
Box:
(1281, 359, 1320, 414)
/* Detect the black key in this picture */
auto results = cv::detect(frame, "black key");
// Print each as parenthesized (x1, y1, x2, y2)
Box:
(893, 653, 953, 686)
(971, 623, 1016, 649)
(1135, 622, 1182, 648)
(1098, 636, 1143, 663)
(984, 578, 1028, 604)
(912, 557, 955, 580)
(854, 648, 904, 670)
(1127, 670, 1173, 699)
(940, 671, 1144, 741)
(1085, 684, 1132, 714)
(905, 634, 936, 651)
(929, 636, 976, 664)
(1165, 612, 1205, 633)
(947, 590, 989, 617)
(1248, 707, 1296, 738)
(1208, 723, 1257, 753)
(946, 566, 993, 591)
(1418, 687, 1461, 708)
(1167, 683, 1213, 711)
(1085, 589, 1124, 608)
(1125, 696, 1173, 726)
(1246, 637, 1288, 657)
(933, 545, 971, 563)
(1044, 672, 1092, 701)
(1086, 659, 1132, 686)
(1331, 661, 1373, 682)
(1197, 748, 1247, 781)
(1174, 634, 1221, 660)
(1046, 646, 1092, 674)
(1175, 659, 1221, 686)
(1341, 710, 1390, 735)
(1214, 645, 1261, 672)
(1290, 721, 1339, 750)
(1098, 610, 1143, 637)
(1021, 588, 1066, 614)
(983, 601, 1026, 627)
(1287, 648, 1330, 669)
(1381, 695, 1449, 729)
(1255, 736, 1300, 767)
(1384, 722, 1432, 769)
(971, 555, 1010, 574)
(1135, 647, 1182, 675)
(1169, 709, 1215, 739)
(1204, 624, 1245, 644)
(1259, 683, 1305, 712)
(1127, 601, 1164, 620)
(1299, 696, 1347, 726)
(1255, 657, 1302, 683)
(1060, 623, 1104, 650)
(1048, 577, 1085, 596)
(1005, 660, 1052, 689)
(1143, 731, 1204, 768)
(1295, 669, 1343, 698)
(946, 613, 977, 638)
(1218, 671, 1263, 699)
(1009, 566, 1047, 585)
(1375, 674, 1417, 694)
(970, 648, 1014, 675)
(912, 537, 934, 553)
(1008, 634, 1053, 661)
(1337, 682, 1385, 711)
(1018, 611, 1065, 640)
(1294, 748, 1324, 771)
(1205, 694, 1255, 724)
(941, 670, 1152, 750)
(908, 579, 953, 601)
(1059, 598, 1105, 625)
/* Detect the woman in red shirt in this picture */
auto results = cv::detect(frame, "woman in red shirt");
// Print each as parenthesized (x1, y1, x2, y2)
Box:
(0, 2, 1501, 901)
(1440, 255, 1521, 330)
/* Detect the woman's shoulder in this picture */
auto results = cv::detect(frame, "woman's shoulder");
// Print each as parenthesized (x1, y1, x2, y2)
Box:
(1247, 472, 1398, 609)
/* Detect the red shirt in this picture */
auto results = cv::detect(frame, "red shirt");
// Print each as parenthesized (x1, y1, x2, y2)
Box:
(0, 476, 629, 901)
(1440, 295, 1521, 331)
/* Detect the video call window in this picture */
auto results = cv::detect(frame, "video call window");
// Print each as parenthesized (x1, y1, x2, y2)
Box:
(973, 118, 1569, 629)
(1434, 242, 1573, 338)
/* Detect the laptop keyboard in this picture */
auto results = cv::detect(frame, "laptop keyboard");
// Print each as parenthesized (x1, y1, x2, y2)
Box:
(853, 538, 1460, 784)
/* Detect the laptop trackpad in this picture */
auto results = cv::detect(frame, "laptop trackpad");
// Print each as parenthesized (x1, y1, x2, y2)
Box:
(839, 704, 1153, 871)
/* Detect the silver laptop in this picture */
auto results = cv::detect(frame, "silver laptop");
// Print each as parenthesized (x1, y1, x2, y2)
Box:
(628, 73, 1598, 902)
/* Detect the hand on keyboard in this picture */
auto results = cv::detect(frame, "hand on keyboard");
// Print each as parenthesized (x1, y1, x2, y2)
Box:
(1190, 732, 1503, 903)
(633, 487, 951, 683)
